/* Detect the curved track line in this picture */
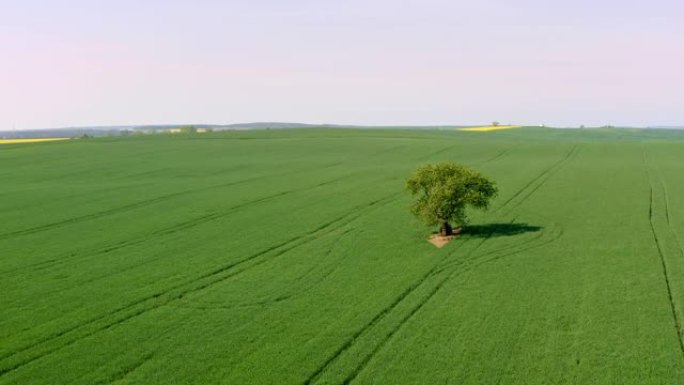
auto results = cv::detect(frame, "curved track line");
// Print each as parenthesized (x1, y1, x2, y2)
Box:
(302, 239, 475, 385)
(0, 193, 399, 377)
(304, 145, 578, 385)
(304, 147, 574, 384)
(477, 146, 516, 166)
(189, 228, 358, 310)
(643, 151, 684, 357)
(340, 221, 564, 384)
(0, 162, 345, 243)
(0, 172, 360, 277)
(494, 145, 578, 215)
(659, 177, 684, 259)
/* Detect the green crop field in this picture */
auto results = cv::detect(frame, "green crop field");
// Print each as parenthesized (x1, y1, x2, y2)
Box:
(2, 127, 684, 384)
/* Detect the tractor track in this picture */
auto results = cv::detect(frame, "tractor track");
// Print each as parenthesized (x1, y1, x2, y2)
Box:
(0, 192, 400, 377)
(643, 151, 684, 358)
(92, 353, 154, 385)
(336, 238, 491, 385)
(660, 176, 684, 259)
(0, 162, 346, 243)
(0, 141, 431, 247)
(35, 184, 394, 301)
(495, 145, 579, 216)
(0, 182, 141, 218)
(647, 184, 684, 357)
(301, 238, 475, 385)
(0, 171, 361, 277)
(303, 148, 575, 384)
(3, 142, 575, 381)
(478, 146, 516, 166)
(0, 142, 445, 371)
(210, 227, 359, 310)
(338, 219, 564, 384)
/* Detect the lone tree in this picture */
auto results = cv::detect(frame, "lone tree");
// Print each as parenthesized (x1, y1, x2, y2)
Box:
(406, 162, 498, 236)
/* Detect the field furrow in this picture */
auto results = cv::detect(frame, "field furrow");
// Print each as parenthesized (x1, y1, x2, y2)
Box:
(0, 190, 400, 377)
(643, 151, 684, 357)
(305, 147, 571, 384)
(4, 128, 684, 385)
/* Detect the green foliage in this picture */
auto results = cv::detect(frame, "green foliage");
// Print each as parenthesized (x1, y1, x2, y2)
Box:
(406, 162, 498, 227)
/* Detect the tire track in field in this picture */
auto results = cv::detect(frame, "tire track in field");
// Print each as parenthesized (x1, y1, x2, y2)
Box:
(494, 145, 579, 216)
(0, 174, 264, 242)
(426, 142, 575, 278)
(335, 239, 491, 385)
(337, 152, 574, 383)
(1, 179, 310, 275)
(302, 238, 476, 385)
(27, 177, 398, 300)
(660, 177, 684, 261)
(0, 158, 354, 244)
(0, 193, 399, 377)
(417, 143, 514, 166)
(416, 143, 464, 161)
(336, 219, 564, 385)
(1, 174, 365, 361)
(0, 170, 358, 277)
(303, 148, 575, 384)
(477, 145, 516, 166)
(188, 227, 358, 310)
(2, 141, 428, 354)
(429, 218, 554, 277)
(0, 139, 423, 246)
(92, 353, 154, 385)
(2, 142, 562, 379)
(0, 183, 139, 218)
(1, 173, 373, 327)
(167, 194, 400, 304)
(647, 184, 684, 356)
(311, 222, 559, 385)
(643, 151, 684, 357)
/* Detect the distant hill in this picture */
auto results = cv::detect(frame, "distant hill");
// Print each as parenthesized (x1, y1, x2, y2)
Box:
(3, 123, 683, 139)
(223, 122, 329, 129)
(0, 127, 125, 139)
(0, 122, 341, 139)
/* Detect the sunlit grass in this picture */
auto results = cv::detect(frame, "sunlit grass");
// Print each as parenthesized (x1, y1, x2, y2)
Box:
(0, 138, 70, 144)
(459, 125, 521, 132)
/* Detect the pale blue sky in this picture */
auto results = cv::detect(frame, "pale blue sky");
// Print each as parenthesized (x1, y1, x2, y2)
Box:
(1, 0, 682, 129)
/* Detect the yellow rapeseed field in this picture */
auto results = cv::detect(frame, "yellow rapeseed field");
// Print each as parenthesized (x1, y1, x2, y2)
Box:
(0, 138, 70, 145)
(459, 125, 521, 132)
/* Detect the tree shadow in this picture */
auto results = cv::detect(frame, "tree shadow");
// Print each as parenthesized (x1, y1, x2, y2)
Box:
(459, 223, 542, 238)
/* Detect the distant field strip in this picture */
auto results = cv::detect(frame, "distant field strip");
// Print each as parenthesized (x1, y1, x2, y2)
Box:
(0, 138, 70, 144)
(459, 125, 521, 132)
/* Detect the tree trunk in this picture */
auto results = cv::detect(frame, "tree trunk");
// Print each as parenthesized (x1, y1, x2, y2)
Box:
(440, 221, 453, 236)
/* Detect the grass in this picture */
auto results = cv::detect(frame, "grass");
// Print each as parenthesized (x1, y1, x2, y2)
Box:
(2, 127, 684, 384)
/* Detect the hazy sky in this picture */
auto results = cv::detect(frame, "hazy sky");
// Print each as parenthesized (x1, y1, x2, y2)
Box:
(1, 0, 683, 129)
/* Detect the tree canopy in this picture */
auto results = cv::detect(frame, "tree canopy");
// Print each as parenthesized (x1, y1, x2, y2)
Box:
(406, 162, 498, 233)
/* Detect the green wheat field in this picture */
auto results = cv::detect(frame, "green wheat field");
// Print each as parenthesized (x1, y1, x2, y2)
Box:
(2, 127, 684, 384)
